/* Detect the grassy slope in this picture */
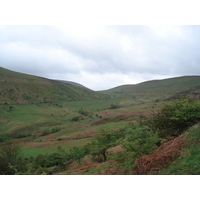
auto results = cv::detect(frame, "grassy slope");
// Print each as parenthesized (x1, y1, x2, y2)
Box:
(1, 67, 200, 172)
(0, 66, 109, 104)
(158, 123, 200, 175)
(101, 76, 200, 101)
(59, 123, 200, 175)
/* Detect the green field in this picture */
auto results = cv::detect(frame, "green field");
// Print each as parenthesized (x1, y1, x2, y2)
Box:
(1, 66, 200, 175)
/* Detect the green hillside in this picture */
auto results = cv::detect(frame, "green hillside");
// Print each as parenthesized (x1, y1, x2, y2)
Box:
(0, 67, 109, 105)
(1, 67, 200, 175)
(101, 76, 200, 101)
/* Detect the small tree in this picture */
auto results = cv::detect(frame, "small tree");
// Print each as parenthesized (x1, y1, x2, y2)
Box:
(110, 104, 120, 109)
(70, 147, 85, 164)
(0, 141, 26, 175)
(89, 132, 117, 162)
(140, 97, 200, 138)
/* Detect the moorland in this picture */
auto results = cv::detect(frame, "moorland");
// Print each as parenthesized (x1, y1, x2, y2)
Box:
(1, 66, 200, 175)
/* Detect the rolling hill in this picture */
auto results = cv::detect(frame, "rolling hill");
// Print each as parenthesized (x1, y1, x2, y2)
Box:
(0, 67, 109, 104)
(101, 76, 200, 101)
(1, 66, 200, 175)
(54, 80, 89, 89)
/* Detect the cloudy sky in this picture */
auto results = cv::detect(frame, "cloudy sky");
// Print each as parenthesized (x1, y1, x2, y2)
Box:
(0, 25, 200, 90)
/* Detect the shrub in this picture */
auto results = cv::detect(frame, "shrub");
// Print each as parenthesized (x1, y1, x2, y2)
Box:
(0, 141, 27, 175)
(33, 151, 71, 168)
(71, 116, 80, 122)
(15, 132, 32, 139)
(140, 98, 200, 138)
(121, 126, 160, 158)
(88, 132, 117, 163)
(42, 129, 51, 136)
(78, 109, 89, 116)
(70, 147, 86, 164)
(0, 136, 9, 143)
(51, 127, 61, 133)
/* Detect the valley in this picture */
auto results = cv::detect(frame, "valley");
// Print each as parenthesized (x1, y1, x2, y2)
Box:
(1, 66, 200, 175)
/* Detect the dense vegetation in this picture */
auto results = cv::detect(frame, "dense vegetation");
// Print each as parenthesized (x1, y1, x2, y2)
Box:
(0, 66, 109, 105)
(1, 67, 200, 175)
(139, 97, 200, 138)
(1, 96, 200, 175)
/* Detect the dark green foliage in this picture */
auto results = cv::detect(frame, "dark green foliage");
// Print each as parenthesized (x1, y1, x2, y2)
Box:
(87, 132, 117, 163)
(111, 128, 126, 139)
(0, 141, 27, 175)
(140, 98, 200, 138)
(82, 143, 91, 154)
(51, 127, 61, 133)
(70, 147, 86, 164)
(78, 108, 89, 116)
(41, 127, 61, 136)
(15, 132, 32, 139)
(154, 99, 160, 102)
(114, 151, 135, 174)
(32, 151, 70, 168)
(121, 126, 160, 158)
(0, 135, 9, 143)
(42, 129, 51, 136)
(110, 104, 120, 109)
(71, 116, 80, 122)
(31, 147, 85, 171)
(9, 106, 14, 112)
(22, 93, 32, 100)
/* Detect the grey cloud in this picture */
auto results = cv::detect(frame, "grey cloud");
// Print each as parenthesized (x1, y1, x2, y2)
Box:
(0, 25, 200, 90)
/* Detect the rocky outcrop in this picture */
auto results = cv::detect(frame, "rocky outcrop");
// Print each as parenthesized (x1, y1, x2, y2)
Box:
(51, 159, 77, 174)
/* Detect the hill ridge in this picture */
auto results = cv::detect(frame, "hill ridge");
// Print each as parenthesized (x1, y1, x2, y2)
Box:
(0, 66, 109, 104)
(101, 75, 200, 101)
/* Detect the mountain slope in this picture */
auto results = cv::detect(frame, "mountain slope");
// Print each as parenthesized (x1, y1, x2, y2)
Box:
(54, 80, 89, 89)
(101, 76, 200, 101)
(0, 67, 109, 104)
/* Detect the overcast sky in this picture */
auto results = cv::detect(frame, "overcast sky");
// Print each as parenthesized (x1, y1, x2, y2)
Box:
(0, 25, 200, 90)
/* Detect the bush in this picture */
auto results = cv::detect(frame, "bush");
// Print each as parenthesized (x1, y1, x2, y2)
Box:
(33, 151, 71, 168)
(51, 127, 61, 133)
(71, 116, 80, 122)
(15, 132, 32, 139)
(42, 129, 51, 136)
(70, 147, 86, 164)
(0, 136, 9, 143)
(0, 141, 27, 175)
(88, 132, 117, 163)
(121, 126, 160, 158)
(140, 98, 200, 138)
(78, 109, 89, 116)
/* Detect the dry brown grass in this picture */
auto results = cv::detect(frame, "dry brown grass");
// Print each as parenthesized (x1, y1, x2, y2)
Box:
(55, 156, 116, 175)
(134, 133, 187, 175)
(61, 129, 99, 140)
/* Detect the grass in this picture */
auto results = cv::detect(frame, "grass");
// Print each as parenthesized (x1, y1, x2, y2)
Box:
(2, 66, 200, 170)
(21, 147, 58, 158)
(21, 137, 91, 159)
(159, 123, 200, 175)
(0, 94, 138, 159)
(101, 76, 200, 102)
(0, 66, 109, 105)
(0, 88, 169, 160)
